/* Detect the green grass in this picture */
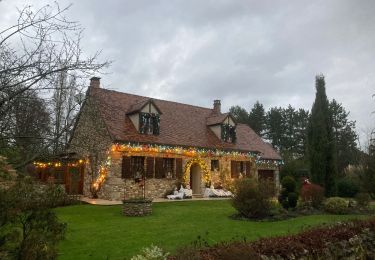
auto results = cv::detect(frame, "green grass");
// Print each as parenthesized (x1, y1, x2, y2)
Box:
(55, 200, 368, 259)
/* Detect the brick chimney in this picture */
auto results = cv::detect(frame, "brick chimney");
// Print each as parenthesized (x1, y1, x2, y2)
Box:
(90, 77, 101, 88)
(213, 99, 221, 114)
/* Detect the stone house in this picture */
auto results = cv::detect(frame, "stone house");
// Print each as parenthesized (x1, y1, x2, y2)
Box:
(69, 77, 282, 200)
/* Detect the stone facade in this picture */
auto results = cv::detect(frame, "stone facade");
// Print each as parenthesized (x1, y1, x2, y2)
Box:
(80, 148, 278, 201)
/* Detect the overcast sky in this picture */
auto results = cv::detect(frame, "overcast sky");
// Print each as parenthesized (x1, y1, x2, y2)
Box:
(1, 0, 374, 146)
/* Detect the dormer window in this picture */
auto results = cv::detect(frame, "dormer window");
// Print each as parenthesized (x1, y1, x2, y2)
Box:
(221, 123, 236, 143)
(127, 98, 162, 135)
(139, 112, 160, 135)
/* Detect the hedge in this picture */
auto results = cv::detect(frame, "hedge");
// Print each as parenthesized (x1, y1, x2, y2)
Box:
(170, 218, 375, 260)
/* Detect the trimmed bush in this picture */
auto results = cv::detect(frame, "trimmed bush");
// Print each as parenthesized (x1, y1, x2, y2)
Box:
(279, 176, 298, 209)
(337, 177, 360, 198)
(300, 183, 325, 208)
(355, 192, 371, 208)
(232, 178, 275, 219)
(324, 197, 348, 214)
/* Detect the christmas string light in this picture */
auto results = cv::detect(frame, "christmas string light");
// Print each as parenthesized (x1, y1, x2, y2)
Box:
(182, 157, 211, 185)
(111, 143, 259, 159)
(92, 155, 112, 192)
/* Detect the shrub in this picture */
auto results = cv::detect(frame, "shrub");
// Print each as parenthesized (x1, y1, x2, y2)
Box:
(281, 176, 296, 192)
(355, 192, 371, 208)
(279, 176, 298, 209)
(300, 183, 325, 208)
(232, 178, 275, 219)
(337, 177, 360, 198)
(324, 197, 348, 214)
(44, 183, 79, 207)
(0, 178, 66, 259)
(287, 192, 298, 208)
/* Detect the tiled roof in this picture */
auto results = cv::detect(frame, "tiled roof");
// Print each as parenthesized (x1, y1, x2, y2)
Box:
(89, 87, 281, 160)
(206, 113, 230, 126)
(126, 98, 162, 115)
(126, 98, 150, 114)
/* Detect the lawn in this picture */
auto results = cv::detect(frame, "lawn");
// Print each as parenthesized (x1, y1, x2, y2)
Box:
(55, 200, 368, 259)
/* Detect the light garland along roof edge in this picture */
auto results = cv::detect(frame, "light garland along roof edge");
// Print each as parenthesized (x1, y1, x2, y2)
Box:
(110, 142, 284, 166)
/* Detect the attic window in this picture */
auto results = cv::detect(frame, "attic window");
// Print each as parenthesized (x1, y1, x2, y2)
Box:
(139, 112, 160, 135)
(221, 124, 236, 143)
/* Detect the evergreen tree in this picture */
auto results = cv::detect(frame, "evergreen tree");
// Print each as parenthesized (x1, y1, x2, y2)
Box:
(307, 75, 337, 196)
(329, 99, 359, 174)
(248, 101, 266, 137)
(265, 107, 284, 150)
(229, 105, 249, 125)
(294, 108, 310, 157)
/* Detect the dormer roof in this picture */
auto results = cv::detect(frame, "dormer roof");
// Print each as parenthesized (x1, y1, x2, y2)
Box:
(126, 98, 162, 115)
(206, 113, 236, 126)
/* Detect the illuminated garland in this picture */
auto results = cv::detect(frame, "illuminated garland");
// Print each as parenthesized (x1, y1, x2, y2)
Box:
(183, 157, 211, 185)
(256, 159, 284, 168)
(112, 143, 258, 159)
(33, 159, 85, 168)
(92, 155, 112, 192)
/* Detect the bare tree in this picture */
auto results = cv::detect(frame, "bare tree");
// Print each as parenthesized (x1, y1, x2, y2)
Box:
(0, 3, 110, 166)
(51, 72, 83, 154)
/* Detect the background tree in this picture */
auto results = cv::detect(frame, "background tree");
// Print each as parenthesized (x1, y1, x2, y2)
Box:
(307, 75, 337, 196)
(265, 107, 284, 151)
(294, 108, 310, 157)
(229, 105, 249, 124)
(0, 3, 109, 167)
(248, 101, 266, 137)
(51, 72, 84, 155)
(10, 92, 51, 164)
(329, 99, 359, 174)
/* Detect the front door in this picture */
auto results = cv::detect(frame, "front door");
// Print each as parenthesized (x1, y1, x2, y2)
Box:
(66, 166, 84, 194)
(190, 163, 202, 195)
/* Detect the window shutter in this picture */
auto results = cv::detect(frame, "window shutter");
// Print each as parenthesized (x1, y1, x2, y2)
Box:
(231, 161, 236, 178)
(155, 157, 164, 179)
(122, 156, 132, 179)
(175, 158, 183, 179)
(146, 157, 154, 178)
(245, 161, 251, 177)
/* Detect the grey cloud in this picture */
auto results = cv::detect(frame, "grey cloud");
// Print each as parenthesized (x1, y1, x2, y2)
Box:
(1, 0, 374, 144)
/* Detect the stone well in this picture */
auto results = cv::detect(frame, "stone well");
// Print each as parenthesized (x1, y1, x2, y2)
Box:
(122, 199, 153, 216)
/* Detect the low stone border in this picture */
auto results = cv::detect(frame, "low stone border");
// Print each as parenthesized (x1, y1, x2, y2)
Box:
(123, 199, 153, 216)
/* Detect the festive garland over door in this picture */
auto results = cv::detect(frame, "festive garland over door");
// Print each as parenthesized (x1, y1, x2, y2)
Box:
(183, 157, 211, 185)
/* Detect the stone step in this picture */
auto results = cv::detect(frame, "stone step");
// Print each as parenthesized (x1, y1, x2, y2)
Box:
(192, 194, 203, 198)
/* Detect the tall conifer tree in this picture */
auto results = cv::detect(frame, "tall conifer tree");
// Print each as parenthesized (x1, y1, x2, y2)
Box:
(248, 101, 266, 137)
(307, 75, 337, 196)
